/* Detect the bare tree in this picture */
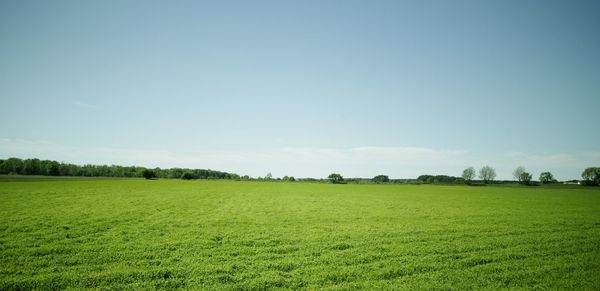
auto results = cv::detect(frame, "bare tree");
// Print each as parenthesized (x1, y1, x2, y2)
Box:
(513, 166, 526, 183)
(462, 167, 476, 184)
(479, 166, 496, 184)
(520, 172, 532, 185)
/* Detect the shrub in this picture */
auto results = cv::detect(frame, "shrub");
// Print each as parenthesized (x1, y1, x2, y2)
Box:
(372, 175, 390, 183)
(142, 169, 156, 180)
(181, 172, 194, 180)
(328, 173, 344, 184)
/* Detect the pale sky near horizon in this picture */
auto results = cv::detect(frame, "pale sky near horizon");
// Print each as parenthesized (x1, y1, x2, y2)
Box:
(1, 0, 599, 180)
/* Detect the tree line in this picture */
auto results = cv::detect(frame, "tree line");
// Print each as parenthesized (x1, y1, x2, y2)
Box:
(457, 166, 597, 186)
(326, 166, 600, 186)
(507, 166, 598, 186)
(2, 157, 598, 186)
(0, 157, 240, 180)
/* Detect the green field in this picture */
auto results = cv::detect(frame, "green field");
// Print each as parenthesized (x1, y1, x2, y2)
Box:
(1, 179, 599, 289)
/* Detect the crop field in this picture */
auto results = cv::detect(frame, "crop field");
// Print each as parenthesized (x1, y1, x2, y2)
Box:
(1, 179, 599, 289)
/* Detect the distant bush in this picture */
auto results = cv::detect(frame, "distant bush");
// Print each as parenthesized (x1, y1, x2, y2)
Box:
(181, 172, 194, 180)
(142, 169, 156, 180)
(372, 175, 390, 183)
(328, 173, 344, 184)
(417, 175, 464, 184)
(581, 180, 596, 186)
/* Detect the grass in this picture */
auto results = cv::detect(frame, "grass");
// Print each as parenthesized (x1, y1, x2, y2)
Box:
(1, 179, 599, 289)
(0, 175, 134, 182)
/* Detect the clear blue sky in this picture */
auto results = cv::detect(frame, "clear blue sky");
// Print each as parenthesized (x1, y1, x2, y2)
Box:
(1, 0, 599, 180)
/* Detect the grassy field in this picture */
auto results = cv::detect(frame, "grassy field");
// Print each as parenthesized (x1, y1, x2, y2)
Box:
(1, 179, 599, 289)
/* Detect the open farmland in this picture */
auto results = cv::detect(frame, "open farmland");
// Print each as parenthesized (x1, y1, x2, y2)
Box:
(1, 179, 599, 289)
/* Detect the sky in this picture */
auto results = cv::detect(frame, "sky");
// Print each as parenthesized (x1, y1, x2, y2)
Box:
(1, 0, 599, 180)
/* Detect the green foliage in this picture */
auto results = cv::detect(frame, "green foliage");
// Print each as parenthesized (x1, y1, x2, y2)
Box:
(417, 175, 464, 184)
(372, 175, 389, 183)
(22, 158, 41, 175)
(181, 172, 194, 180)
(142, 169, 156, 180)
(327, 173, 344, 184)
(0, 180, 599, 289)
(581, 167, 600, 186)
(539, 172, 556, 184)
(0, 157, 239, 180)
(1, 157, 23, 174)
(46, 161, 60, 176)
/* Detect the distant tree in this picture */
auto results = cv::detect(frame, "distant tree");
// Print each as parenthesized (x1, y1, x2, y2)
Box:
(0, 157, 244, 180)
(539, 172, 556, 184)
(153, 167, 162, 178)
(181, 172, 194, 180)
(479, 166, 496, 184)
(328, 173, 344, 184)
(462, 167, 476, 184)
(417, 175, 433, 183)
(520, 172, 532, 185)
(2, 157, 23, 174)
(168, 168, 183, 179)
(46, 161, 60, 176)
(23, 159, 42, 175)
(372, 175, 390, 183)
(142, 169, 156, 180)
(581, 167, 600, 186)
(513, 166, 526, 183)
(282, 176, 296, 182)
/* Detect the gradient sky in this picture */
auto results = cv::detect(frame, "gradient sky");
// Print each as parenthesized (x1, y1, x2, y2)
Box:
(1, 0, 599, 180)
